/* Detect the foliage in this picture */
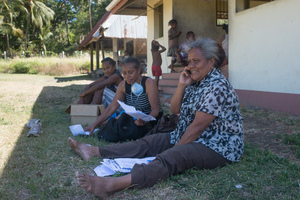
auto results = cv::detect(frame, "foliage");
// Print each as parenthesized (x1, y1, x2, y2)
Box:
(12, 60, 30, 73)
(0, 0, 113, 56)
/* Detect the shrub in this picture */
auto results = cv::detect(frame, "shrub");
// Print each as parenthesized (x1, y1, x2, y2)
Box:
(12, 61, 30, 73)
(46, 51, 57, 57)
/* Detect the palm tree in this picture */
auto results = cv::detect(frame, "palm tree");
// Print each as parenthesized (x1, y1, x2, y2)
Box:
(88, 0, 92, 31)
(32, 27, 53, 53)
(0, 0, 24, 56)
(63, 0, 70, 45)
(74, 0, 92, 30)
(22, 0, 54, 50)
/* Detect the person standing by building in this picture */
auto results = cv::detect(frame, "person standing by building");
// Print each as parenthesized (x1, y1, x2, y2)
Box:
(151, 40, 166, 91)
(167, 19, 181, 72)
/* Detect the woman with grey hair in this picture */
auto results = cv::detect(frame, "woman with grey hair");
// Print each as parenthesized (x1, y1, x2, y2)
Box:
(68, 38, 244, 198)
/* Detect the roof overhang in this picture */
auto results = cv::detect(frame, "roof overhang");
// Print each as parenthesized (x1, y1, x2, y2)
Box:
(77, 0, 148, 51)
(77, 11, 112, 51)
(106, 0, 147, 16)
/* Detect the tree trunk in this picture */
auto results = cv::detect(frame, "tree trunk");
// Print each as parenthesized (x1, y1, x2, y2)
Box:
(6, 34, 11, 57)
(64, 0, 70, 46)
(89, 0, 92, 31)
(25, 12, 30, 51)
(32, 24, 35, 41)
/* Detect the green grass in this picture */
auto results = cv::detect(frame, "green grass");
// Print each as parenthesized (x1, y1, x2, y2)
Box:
(279, 133, 300, 158)
(0, 74, 299, 199)
(0, 56, 92, 76)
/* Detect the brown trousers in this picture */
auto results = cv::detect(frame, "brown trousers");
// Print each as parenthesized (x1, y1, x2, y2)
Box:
(99, 133, 231, 188)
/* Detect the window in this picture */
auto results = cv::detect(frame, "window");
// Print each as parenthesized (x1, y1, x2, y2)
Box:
(236, 0, 273, 13)
(154, 3, 163, 38)
(216, 0, 228, 26)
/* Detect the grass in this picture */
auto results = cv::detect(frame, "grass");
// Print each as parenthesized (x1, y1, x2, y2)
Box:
(0, 73, 299, 199)
(0, 56, 91, 76)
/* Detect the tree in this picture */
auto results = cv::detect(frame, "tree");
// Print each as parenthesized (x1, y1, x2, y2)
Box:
(21, 0, 54, 50)
(32, 27, 53, 53)
(63, 0, 70, 45)
(0, 0, 24, 56)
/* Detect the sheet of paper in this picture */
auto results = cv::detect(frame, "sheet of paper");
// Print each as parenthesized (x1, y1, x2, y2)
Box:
(69, 124, 98, 136)
(94, 165, 115, 177)
(94, 157, 156, 177)
(117, 100, 156, 121)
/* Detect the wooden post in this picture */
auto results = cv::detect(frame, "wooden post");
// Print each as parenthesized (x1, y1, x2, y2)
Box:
(96, 40, 100, 69)
(112, 38, 118, 61)
(90, 43, 94, 72)
(133, 39, 137, 57)
(100, 41, 105, 60)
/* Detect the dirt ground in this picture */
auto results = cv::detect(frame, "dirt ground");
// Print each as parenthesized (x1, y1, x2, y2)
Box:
(241, 105, 300, 165)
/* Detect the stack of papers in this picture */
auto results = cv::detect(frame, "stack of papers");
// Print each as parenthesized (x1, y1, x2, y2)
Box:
(117, 100, 156, 121)
(94, 157, 156, 177)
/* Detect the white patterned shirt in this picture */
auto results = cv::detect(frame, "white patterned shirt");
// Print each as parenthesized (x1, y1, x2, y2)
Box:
(170, 68, 244, 162)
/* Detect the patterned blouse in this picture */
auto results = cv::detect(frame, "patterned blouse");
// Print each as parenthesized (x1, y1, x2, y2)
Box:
(170, 68, 244, 162)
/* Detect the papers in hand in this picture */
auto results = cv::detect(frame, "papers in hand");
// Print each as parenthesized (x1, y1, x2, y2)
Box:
(117, 100, 156, 121)
(69, 124, 98, 136)
(94, 157, 156, 177)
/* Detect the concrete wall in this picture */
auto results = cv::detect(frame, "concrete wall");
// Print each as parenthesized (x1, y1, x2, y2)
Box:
(147, 0, 225, 76)
(229, 0, 300, 94)
(174, 0, 223, 44)
(147, 0, 174, 75)
(229, 0, 300, 114)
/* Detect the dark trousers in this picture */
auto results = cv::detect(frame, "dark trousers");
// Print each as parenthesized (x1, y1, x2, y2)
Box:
(99, 133, 231, 188)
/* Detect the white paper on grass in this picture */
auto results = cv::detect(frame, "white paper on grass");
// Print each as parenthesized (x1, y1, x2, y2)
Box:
(69, 124, 98, 136)
(94, 157, 156, 177)
(117, 100, 156, 121)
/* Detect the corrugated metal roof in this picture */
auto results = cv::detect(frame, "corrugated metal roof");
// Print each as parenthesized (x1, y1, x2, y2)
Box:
(102, 15, 147, 39)
(77, 11, 112, 50)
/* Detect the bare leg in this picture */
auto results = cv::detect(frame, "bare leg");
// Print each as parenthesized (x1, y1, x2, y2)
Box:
(168, 60, 176, 73)
(77, 97, 85, 104)
(155, 76, 163, 93)
(91, 88, 104, 104)
(68, 137, 100, 160)
(155, 76, 159, 88)
(78, 85, 93, 104)
(76, 172, 132, 198)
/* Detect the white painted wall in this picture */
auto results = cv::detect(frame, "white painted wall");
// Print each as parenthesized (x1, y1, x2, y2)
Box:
(147, 0, 224, 77)
(147, 0, 174, 76)
(174, 0, 223, 44)
(229, 0, 300, 94)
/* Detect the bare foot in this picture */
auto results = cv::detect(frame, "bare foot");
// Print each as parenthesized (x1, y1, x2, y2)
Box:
(68, 137, 97, 160)
(76, 172, 131, 198)
(76, 172, 111, 198)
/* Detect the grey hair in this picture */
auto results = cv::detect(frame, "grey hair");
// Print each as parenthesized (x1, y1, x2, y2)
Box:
(183, 37, 225, 68)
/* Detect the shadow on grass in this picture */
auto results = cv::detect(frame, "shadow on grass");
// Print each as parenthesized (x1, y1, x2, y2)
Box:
(54, 74, 97, 82)
(0, 81, 101, 199)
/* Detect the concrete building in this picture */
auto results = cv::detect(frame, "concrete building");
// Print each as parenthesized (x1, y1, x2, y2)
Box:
(106, 0, 300, 115)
